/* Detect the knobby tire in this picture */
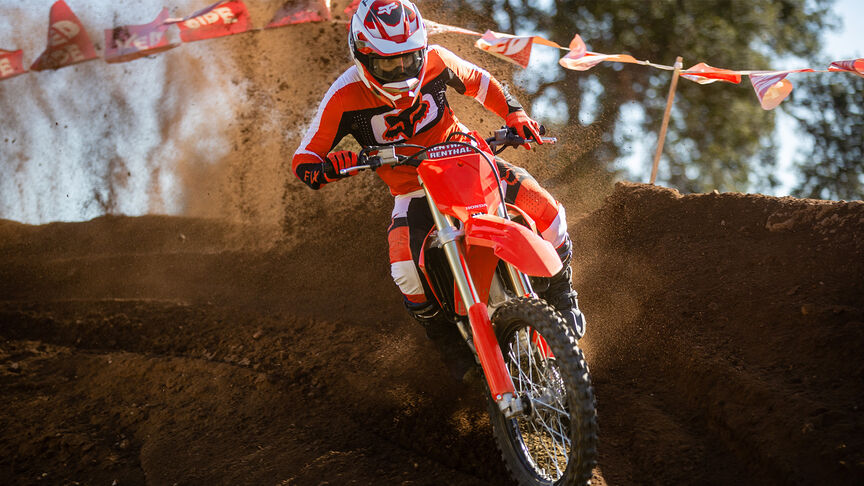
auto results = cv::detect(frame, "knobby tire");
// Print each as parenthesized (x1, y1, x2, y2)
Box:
(487, 297, 598, 486)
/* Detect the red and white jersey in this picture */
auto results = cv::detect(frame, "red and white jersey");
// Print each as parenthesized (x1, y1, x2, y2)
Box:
(292, 44, 522, 194)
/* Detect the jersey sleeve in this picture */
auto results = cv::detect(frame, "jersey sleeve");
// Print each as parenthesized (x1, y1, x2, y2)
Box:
(291, 80, 348, 190)
(430, 45, 523, 118)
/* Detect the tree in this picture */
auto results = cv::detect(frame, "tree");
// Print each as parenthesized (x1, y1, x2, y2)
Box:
(426, 0, 836, 193)
(787, 73, 864, 200)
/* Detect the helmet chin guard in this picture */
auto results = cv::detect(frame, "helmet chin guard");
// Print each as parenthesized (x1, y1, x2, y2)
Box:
(349, 0, 428, 108)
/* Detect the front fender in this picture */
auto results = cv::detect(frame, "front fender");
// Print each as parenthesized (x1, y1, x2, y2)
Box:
(463, 214, 562, 277)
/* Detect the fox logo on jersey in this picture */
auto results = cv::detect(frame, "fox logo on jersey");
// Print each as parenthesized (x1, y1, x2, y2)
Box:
(383, 99, 430, 139)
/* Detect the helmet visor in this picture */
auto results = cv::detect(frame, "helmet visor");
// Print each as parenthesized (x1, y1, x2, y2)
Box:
(368, 50, 424, 83)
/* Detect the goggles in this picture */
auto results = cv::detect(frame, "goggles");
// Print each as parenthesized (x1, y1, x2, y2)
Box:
(368, 50, 424, 83)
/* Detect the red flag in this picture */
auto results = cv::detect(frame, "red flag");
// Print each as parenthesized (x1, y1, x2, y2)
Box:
(266, 0, 331, 29)
(30, 0, 98, 71)
(0, 49, 27, 80)
(828, 58, 864, 77)
(749, 72, 793, 110)
(475, 30, 534, 68)
(344, 0, 361, 16)
(104, 8, 179, 64)
(681, 62, 742, 85)
(177, 0, 251, 43)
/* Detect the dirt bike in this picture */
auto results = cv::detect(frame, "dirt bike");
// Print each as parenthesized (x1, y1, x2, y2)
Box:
(340, 128, 598, 485)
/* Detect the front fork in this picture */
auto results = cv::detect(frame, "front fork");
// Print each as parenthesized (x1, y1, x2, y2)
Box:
(423, 185, 529, 418)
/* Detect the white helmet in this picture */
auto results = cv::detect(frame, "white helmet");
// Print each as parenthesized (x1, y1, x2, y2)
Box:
(348, 0, 428, 109)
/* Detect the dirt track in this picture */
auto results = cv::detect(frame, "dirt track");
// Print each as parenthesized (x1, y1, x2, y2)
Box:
(1, 182, 862, 485)
(2, 2, 863, 483)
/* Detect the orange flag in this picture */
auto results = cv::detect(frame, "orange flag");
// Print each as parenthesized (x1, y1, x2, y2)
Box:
(30, 0, 98, 71)
(0, 49, 27, 80)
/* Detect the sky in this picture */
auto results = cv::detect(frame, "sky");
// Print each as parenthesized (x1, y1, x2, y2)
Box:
(0, 0, 862, 224)
(771, 0, 864, 195)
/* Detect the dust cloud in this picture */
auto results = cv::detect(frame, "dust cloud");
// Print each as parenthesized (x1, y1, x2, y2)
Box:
(0, 0, 254, 224)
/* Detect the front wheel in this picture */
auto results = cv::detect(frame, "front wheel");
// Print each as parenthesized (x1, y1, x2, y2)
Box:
(488, 297, 598, 485)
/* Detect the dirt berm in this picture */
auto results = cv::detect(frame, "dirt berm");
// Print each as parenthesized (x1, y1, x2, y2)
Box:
(0, 182, 861, 485)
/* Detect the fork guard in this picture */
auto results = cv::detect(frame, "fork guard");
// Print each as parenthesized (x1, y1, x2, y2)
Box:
(463, 214, 563, 278)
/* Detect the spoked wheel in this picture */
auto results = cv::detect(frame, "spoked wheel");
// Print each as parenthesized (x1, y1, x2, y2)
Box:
(488, 297, 598, 486)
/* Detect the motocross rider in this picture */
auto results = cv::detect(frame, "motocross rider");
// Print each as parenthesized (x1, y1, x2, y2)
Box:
(291, 0, 585, 381)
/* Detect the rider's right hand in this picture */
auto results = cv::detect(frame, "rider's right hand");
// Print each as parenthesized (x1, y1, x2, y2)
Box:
(505, 110, 543, 149)
(322, 150, 359, 181)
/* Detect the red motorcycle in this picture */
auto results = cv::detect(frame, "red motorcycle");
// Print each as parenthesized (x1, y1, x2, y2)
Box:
(342, 128, 598, 486)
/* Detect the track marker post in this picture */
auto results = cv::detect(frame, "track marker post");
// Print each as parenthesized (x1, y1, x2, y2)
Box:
(650, 56, 683, 185)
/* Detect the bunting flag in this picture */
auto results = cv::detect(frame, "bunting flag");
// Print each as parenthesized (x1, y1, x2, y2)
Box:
(0, 49, 27, 80)
(559, 51, 641, 71)
(566, 34, 586, 57)
(424, 19, 481, 37)
(749, 72, 794, 110)
(344, 0, 360, 16)
(750, 69, 816, 110)
(266, 0, 331, 29)
(530, 36, 564, 49)
(176, 0, 250, 43)
(30, 0, 98, 72)
(828, 58, 864, 77)
(680, 62, 742, 85)
(475, 30, 534, 68)
(1, 3, 860, 115)
(557, 34, 588, 69)
(104, 9, 178, 64)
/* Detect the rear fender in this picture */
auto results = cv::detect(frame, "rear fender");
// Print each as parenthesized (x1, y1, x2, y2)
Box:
(463, 214, 562, 278)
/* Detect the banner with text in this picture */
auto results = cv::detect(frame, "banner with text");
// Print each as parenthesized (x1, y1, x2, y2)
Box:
(0, 49, 27, 80)
(3, 4, 862, 113)
(175, 0, 251, 43)
(30, 0, 98, 72)
(104, 8, 179, 64)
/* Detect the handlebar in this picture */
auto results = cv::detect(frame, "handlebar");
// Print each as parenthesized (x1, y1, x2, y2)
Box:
(338, 126, 556, 176)
(485, 125, 556, 155)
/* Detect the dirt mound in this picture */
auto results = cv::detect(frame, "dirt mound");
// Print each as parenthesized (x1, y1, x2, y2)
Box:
(1, 182, 862, 485)
(572, 183, 864, 484)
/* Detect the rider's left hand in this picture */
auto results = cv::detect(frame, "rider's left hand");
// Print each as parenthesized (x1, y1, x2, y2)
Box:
(505, 110, 543, 149)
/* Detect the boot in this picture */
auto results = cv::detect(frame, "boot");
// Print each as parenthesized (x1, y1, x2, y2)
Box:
(406, 300, 478, 383)
(539, 235, 587, 339)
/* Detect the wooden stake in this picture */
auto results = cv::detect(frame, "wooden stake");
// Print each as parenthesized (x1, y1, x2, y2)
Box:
(650, 56, 683, 185)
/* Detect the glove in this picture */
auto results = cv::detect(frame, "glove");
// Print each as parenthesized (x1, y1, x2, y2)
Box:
(322, 150, 358, 181)
(505, 110, 543, 149)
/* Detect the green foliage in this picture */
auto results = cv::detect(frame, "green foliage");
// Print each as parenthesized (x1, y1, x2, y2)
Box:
(425, 0, 838, 194)
(787, 73, 864, 200)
